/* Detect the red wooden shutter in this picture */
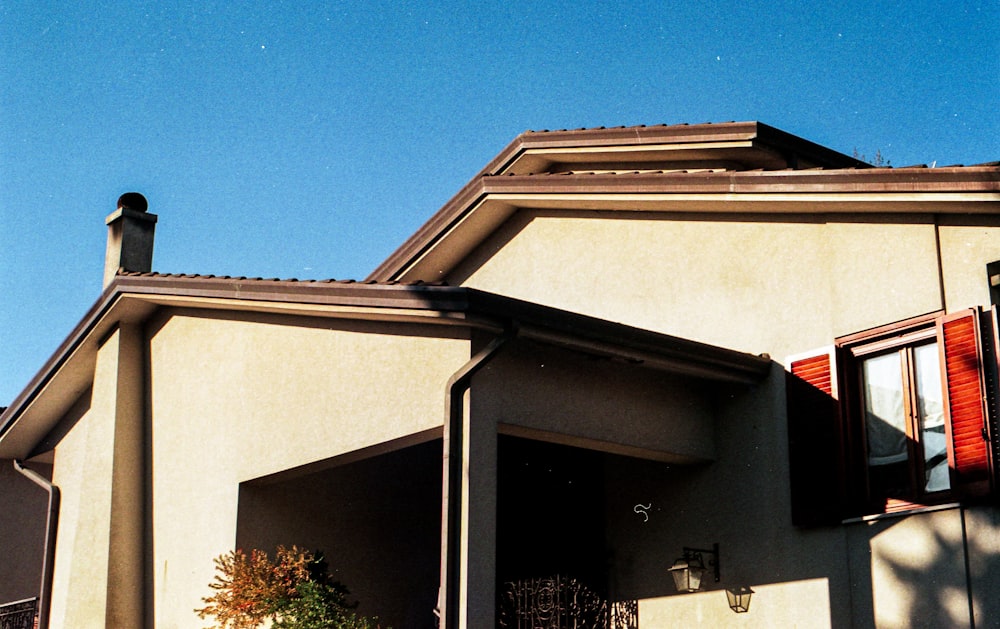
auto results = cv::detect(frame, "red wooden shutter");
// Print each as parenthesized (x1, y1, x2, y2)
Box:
(985, 307, 1000, 491)
(787, 348, 844, 526)
(939, 309, 992, 495)
(791, 353, 835, 396)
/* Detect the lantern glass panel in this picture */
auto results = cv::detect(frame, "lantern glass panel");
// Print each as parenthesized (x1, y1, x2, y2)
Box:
(726, 587, 753, 613)
(669, 558, 706, 593)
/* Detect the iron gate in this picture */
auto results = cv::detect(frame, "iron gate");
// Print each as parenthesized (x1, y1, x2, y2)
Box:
(0, 598, 37, 629)
(498, 576, 637, 628)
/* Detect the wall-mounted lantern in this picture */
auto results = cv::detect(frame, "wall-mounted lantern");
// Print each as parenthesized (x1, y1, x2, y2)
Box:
(668, 544, 719, 593)
(726, 586, 754, 613)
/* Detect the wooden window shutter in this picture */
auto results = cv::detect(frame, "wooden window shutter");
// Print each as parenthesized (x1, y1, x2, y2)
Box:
(984, 307, 1000, 492)
(939, 309, 993, 496)
(786, 348, 844, 526)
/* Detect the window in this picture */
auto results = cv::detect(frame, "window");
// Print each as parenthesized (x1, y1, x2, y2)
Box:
(786, 308, 999, 526)
(852, 329, 948, 503)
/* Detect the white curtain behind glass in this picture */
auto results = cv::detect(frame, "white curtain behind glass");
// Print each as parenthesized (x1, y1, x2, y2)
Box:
(863, 353, 908, 466)
(914, 343, 949, 493)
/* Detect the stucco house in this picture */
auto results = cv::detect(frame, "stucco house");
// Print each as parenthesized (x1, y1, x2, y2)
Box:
(2, 121, 999, 628)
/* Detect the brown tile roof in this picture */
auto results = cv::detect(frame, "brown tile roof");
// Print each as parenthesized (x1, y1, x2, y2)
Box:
(115, 269, 447, 286)
(477, 121, 874, 176)
(521, 121, 743, 134)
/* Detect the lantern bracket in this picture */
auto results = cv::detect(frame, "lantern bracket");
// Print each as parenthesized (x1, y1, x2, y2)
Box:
(668, 543, 720, 593)
(682, 544, 719, 583)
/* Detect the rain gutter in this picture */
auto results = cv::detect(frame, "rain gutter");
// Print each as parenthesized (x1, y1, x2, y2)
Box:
(13, 459, 59, 629)
(439, 325, 517, 629)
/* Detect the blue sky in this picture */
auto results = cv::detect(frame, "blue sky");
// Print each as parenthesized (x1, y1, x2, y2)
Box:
(1, 1, 997, 404)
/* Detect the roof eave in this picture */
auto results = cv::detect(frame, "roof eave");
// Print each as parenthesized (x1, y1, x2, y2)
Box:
(0, 276, 770, 459)
(479, 122, 870, 176)
(0, 279, 483, 459)
(370, 167, 1000, 283)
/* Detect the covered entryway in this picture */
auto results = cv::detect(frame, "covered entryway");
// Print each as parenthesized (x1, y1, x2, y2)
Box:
(496, 436, 640, 628)
(497, 436, 608, 593)
(236, 438, 442, 628)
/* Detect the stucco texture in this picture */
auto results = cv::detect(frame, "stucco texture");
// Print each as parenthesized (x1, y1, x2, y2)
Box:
(145, 311, 468, 628)
(452, 211, 952, 362)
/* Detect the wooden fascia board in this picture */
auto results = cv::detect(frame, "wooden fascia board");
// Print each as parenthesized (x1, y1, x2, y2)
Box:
(480, 167, 1000, 195)
(499, 142, 770, 175)
(514, 122, 764, 149)
(481, 192, 999, 214)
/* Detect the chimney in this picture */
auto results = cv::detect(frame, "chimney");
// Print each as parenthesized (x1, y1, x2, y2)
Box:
(104, 192, 157, 288)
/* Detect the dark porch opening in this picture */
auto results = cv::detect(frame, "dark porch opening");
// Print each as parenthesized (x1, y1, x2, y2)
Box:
(497, 435, 609, 596)
(236, 438, 441, 629)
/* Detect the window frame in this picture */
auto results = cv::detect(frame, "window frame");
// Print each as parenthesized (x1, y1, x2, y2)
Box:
(838, 314, 950, 512)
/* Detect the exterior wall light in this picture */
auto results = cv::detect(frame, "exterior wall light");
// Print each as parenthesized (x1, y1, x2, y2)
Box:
(668, 544, 720, 593)
(726, 586, 754, 613)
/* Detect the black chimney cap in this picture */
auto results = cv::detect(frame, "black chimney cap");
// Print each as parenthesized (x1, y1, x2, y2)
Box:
(117, 192, 148, 213)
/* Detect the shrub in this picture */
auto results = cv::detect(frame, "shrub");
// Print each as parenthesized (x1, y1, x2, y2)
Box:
(196, 546, 383, 629)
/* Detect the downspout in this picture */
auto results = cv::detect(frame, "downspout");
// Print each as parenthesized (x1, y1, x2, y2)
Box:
(439, 325, 516, 629)
(13, 459, 60, 629)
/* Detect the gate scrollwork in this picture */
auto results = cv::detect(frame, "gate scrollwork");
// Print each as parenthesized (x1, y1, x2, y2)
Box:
(498, 576, 637, 628)
(0, 598, 37, 629)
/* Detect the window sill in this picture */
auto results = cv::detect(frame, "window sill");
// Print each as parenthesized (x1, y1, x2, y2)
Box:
(841, 502, 962, 524)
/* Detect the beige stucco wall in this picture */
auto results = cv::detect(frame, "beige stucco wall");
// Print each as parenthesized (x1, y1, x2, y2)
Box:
(476, 339, 716, 463)
(144, 310, 470, 629)
(49, 329, 123, 627)
(450, 211, 1000, 362)
(938, 216, 1000, 312)
(30, 209, 999, 627)
(637, 578, 833, 628)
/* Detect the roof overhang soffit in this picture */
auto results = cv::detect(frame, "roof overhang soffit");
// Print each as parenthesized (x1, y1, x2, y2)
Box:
(498, 141, 792, 174)
(478, 122, 873, 175)
(372, 168, 1000, 282)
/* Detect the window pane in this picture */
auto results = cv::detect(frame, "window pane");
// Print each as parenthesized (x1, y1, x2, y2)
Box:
(863, 353, 910, 497)
(914, 342, 950, 493)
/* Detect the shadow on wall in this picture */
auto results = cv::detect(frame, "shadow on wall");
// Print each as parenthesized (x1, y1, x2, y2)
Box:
(0, 460, 51, 605)
(849, 505, 1000, 628)
(600, 436, 1000, 627)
